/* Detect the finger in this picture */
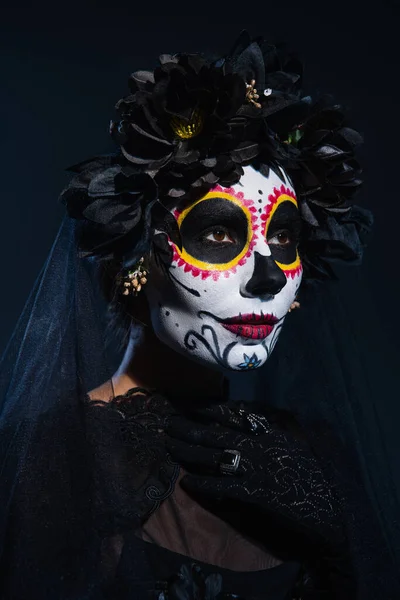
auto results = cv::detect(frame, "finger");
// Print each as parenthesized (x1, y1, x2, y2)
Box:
(180, 474, 222, 499)
(166, 437, 222, 471)
(195, 405, 254, 433)
(167, 415, 214, 441)
(194, 404, 243, 428)
(181, 474, 244, 502)
(196, 405, 272, 436)
(167, 416, 240, 449)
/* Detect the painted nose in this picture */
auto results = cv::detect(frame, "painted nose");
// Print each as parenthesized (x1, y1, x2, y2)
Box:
(241, 251, 287, 298)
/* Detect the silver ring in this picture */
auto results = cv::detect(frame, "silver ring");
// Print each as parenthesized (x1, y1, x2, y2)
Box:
(219, 449, 241, 475)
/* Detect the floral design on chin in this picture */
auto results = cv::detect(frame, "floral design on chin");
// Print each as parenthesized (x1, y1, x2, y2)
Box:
(237, 353, 262, 370)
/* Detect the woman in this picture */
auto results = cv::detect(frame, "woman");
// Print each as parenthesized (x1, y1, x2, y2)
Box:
(0, 32, 399, 599)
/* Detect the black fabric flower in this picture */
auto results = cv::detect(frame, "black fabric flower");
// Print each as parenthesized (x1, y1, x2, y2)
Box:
(110, 54, 248, 170)
(298, 204, 374, 279)
(62, 30, 371, 280)
(283, 98, 363, 216)
(60, 154, 158, 266)
(109, 47, 273, 200)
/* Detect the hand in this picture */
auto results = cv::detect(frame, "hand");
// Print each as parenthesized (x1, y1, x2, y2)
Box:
(166, 404, 347, 559)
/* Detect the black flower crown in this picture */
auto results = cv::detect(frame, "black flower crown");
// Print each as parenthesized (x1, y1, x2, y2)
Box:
(61, 30, 373, 279)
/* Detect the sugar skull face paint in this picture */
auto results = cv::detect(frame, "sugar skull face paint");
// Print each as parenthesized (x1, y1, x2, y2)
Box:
(145, 165, 303, 371)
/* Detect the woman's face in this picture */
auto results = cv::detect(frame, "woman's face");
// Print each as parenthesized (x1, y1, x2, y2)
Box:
(145, 165, 303, 371)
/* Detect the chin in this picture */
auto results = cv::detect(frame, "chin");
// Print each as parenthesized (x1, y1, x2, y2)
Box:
(163, 333, 276, 373)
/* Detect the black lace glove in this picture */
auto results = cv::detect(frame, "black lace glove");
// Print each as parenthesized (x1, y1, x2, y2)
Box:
(166, 404, 356, 598)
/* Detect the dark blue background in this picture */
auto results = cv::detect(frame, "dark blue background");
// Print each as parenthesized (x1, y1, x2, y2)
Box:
(1, 2, 399, 351)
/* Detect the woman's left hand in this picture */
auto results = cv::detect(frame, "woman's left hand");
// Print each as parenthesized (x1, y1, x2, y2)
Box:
(166, 404, 347, 558)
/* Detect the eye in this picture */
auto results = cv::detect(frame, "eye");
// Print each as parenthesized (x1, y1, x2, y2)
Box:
(203, 228, 235, 244)
(267, 230, 294, 246)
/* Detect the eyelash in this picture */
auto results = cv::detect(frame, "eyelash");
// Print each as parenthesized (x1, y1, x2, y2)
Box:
(267, 229, 296, 246)
(202, 227, 235, 244)
(201, 227, 298, 246)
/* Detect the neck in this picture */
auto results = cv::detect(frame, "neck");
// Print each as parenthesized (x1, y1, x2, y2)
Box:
(112, 324, 227, 405)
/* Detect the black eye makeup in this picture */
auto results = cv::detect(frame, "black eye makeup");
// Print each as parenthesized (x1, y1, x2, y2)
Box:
(179, 197, 250, 264)
(266, 202, 302, 265)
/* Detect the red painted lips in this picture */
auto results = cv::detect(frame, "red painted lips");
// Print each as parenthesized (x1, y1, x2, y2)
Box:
(221, 313, 279, 340)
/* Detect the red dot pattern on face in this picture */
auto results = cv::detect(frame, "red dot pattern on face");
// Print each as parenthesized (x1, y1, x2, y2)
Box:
(261, 184, 303, 280)
(171, 185, 259, 280)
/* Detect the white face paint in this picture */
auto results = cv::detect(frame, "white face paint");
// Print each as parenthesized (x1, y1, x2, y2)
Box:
(145, 165, 303, 371)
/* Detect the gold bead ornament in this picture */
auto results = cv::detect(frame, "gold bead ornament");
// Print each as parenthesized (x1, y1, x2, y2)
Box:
(120, 258, 148, 296)
(245, 80, 262, 109)
(288, 301, 300, 313)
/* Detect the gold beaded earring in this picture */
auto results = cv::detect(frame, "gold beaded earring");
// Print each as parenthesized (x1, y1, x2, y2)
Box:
(288, 301, 301, 313)
(118, 258, 148, 297)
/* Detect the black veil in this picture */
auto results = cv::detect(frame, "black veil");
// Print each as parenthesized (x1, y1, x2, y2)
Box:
(0, 218, 114, 598)
(255, 267, 400, 596)
(0, 214, 399, 598)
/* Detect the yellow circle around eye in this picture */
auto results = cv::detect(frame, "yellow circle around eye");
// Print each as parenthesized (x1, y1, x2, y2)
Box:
(176, 191, 253, 271)
(263, 193, 299, 238)
(276, 255, 301, 271)
(265, 193, 301, 270)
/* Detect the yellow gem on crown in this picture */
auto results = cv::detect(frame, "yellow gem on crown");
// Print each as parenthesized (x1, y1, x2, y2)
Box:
(170, 110, 204, 139)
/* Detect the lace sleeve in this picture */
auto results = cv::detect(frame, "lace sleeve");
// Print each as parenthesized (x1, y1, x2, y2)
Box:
(84, 387, 180, 534)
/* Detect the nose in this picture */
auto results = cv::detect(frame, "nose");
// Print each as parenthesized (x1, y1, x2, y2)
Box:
(241, 251, 287, 299)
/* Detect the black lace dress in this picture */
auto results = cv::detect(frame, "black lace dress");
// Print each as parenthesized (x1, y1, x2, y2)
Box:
(83, 387, 347, 600)
(0, 383, 355, 599)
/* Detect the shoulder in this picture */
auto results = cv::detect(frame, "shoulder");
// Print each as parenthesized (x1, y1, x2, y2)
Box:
(87, 381, 115, 402)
